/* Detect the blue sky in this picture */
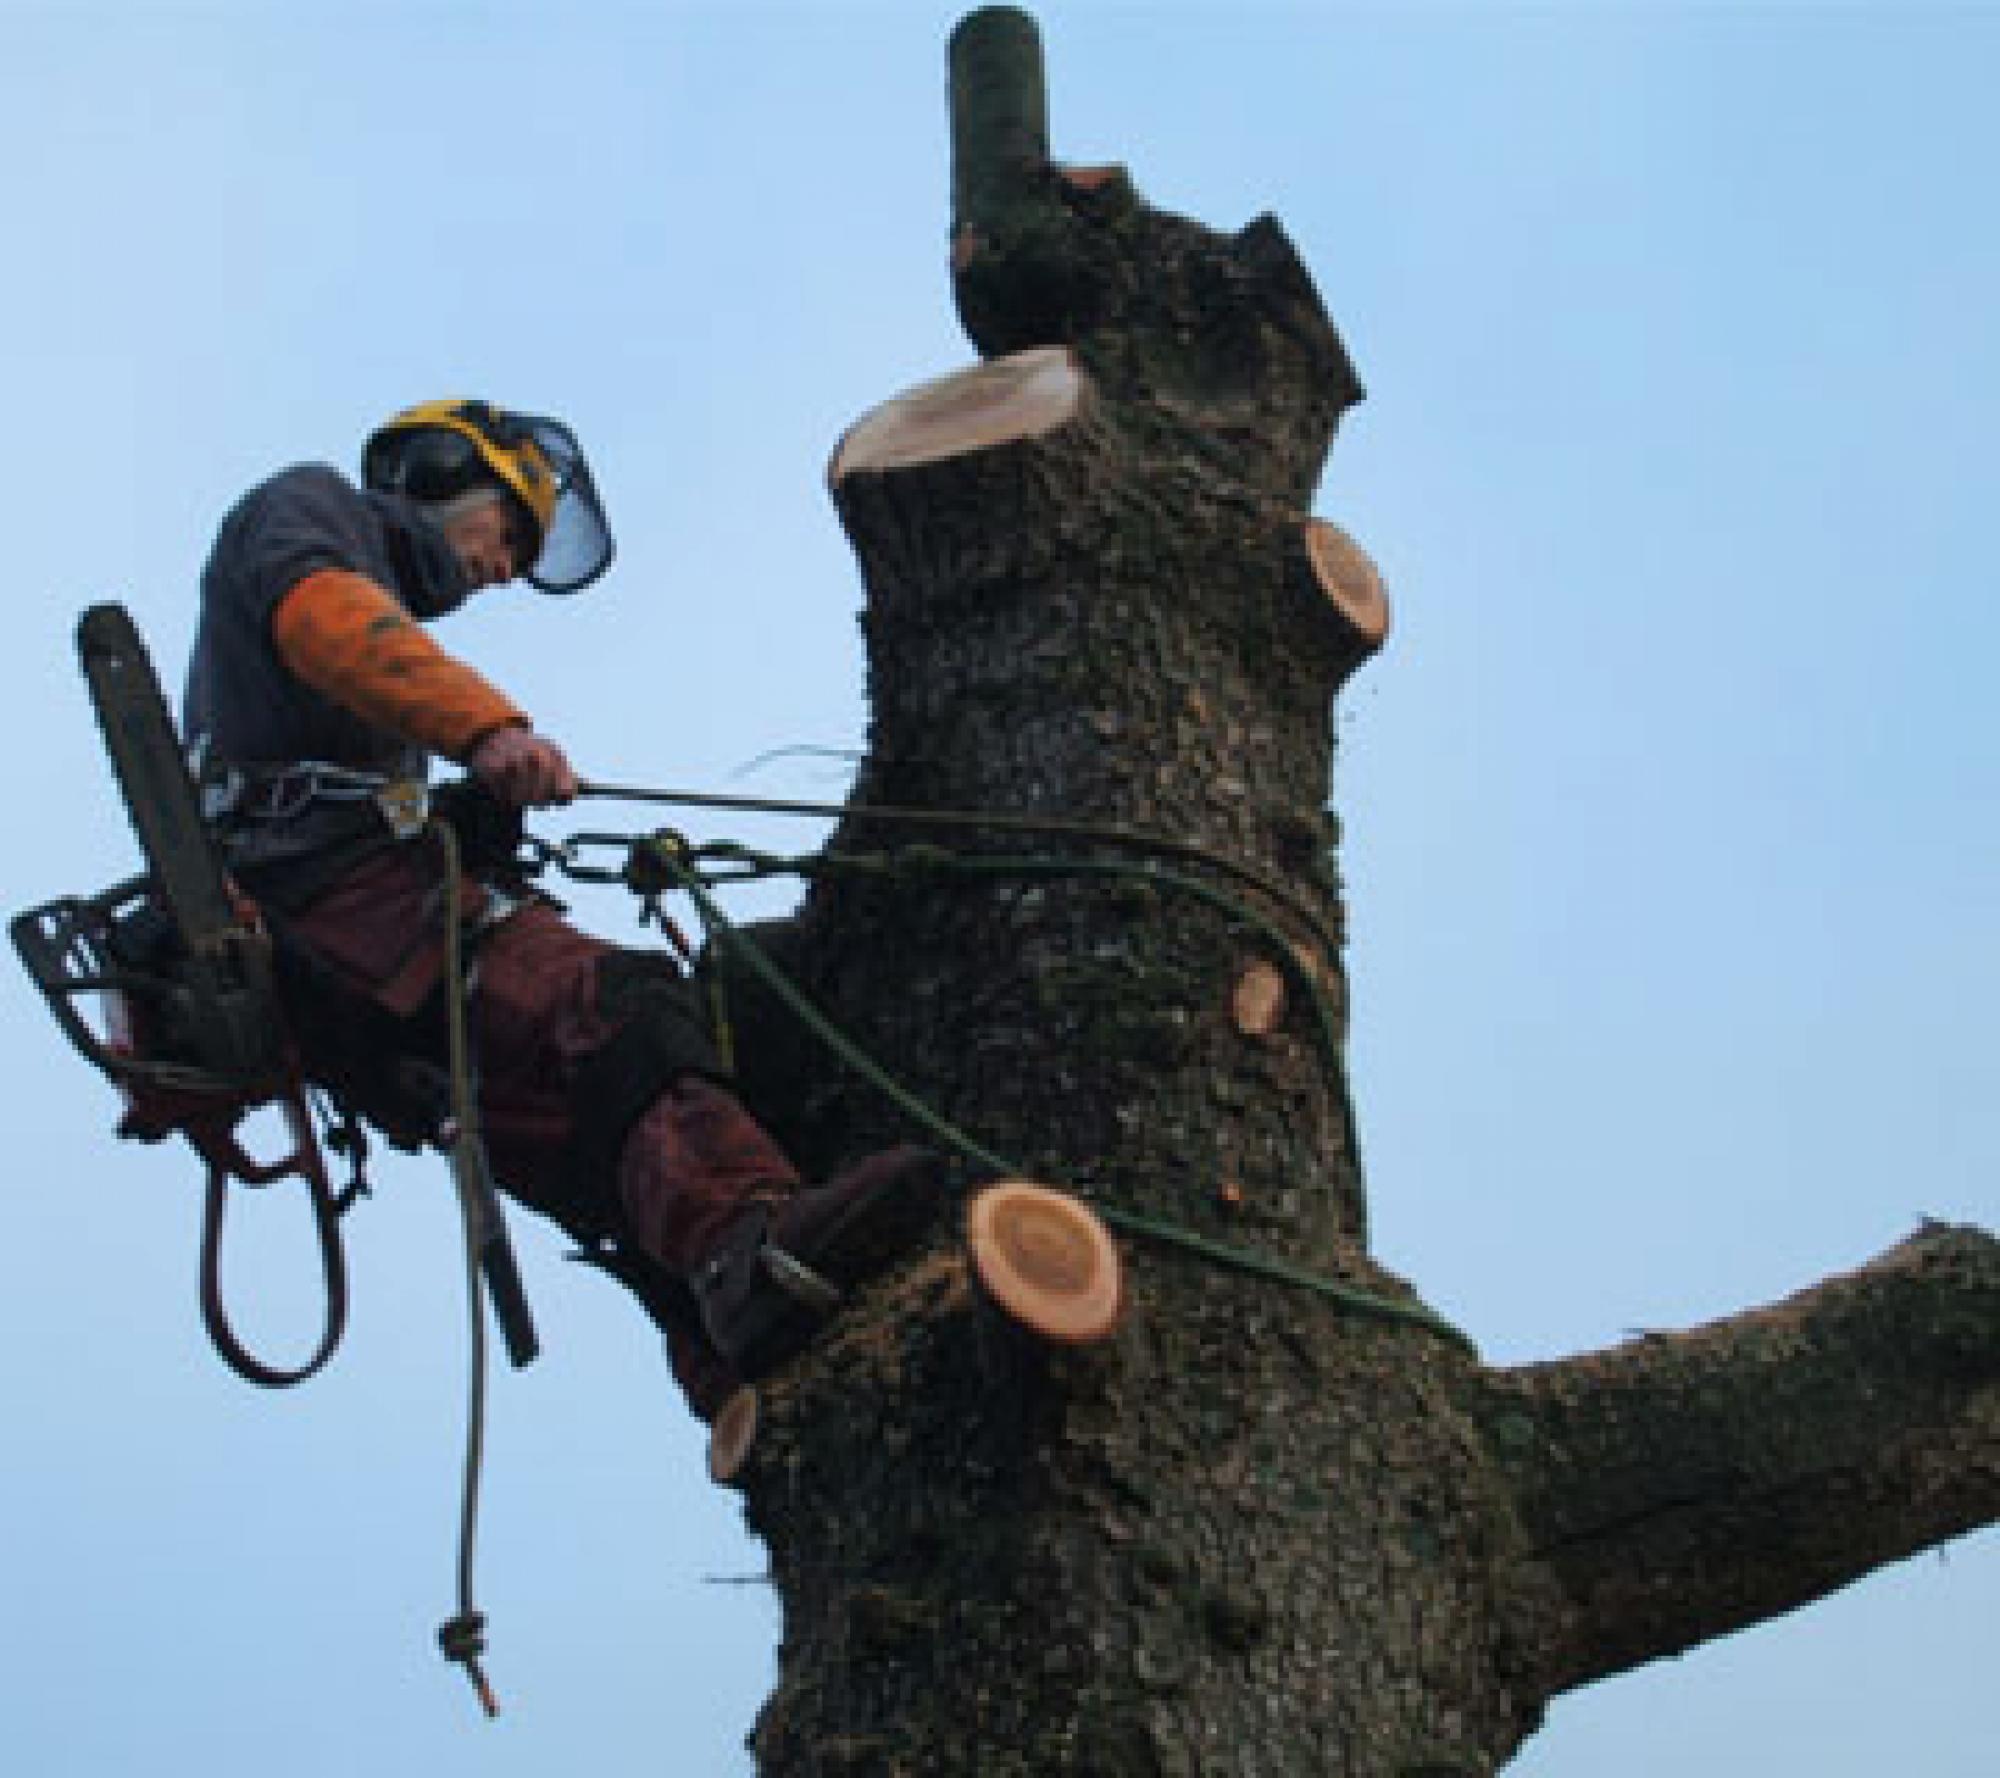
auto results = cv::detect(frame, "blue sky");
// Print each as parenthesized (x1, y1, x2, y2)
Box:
(2, 4, 1994, 1773)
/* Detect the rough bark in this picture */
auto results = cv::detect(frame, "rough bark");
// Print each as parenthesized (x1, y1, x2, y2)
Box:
(704, 10, 2000, 1773)
(1481, 1222, 2000, 1699)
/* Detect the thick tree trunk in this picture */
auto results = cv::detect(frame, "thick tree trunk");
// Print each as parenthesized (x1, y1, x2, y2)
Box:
(707, 11, 2000, 1773)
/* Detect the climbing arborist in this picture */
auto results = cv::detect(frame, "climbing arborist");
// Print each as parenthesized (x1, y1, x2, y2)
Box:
(182, 398, 942, 1417)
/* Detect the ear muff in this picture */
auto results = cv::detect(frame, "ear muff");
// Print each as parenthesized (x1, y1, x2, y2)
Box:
(364, 426, 487, 505)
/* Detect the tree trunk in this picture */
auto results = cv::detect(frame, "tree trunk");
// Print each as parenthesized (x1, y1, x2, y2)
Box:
(708, 11, 2000, 1773)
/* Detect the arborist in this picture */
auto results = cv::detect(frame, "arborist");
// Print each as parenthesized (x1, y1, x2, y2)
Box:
(182, 397, 942, 1418)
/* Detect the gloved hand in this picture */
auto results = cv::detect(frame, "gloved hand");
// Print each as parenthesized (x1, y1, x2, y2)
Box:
(467, 725, 578, 807)
(431, 776, 527, 874)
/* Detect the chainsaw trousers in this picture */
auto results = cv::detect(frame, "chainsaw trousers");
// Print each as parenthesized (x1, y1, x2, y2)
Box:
(267, 841, 791, 1414)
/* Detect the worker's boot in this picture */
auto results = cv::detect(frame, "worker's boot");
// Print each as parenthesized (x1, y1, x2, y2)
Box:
(688, 1143, 948, 1381)
(617, 1074, 803, 1278)
(617, 1074, 947, 1386)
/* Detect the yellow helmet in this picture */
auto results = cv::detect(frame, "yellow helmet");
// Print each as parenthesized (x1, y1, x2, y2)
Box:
(362, 398, 614, 594)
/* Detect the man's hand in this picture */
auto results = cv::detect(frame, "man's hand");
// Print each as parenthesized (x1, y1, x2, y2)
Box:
(466, 726, 579, 807)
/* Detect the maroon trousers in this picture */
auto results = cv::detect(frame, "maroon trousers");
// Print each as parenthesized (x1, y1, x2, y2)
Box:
(277, 842, 789, 1413)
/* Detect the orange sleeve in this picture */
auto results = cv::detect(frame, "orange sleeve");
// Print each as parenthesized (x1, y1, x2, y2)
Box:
(271, 569, 528, 762)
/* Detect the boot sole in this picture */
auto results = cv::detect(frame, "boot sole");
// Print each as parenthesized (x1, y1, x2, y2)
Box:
(719, 1149, 950, 1380)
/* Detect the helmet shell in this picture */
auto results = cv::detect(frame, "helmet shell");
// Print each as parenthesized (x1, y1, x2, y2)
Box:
(362, 400, 613, 594)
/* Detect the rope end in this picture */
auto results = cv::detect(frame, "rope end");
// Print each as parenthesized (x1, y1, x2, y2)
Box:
(468, 1662, 501, 1719)
(439, 1611, 501, 1718)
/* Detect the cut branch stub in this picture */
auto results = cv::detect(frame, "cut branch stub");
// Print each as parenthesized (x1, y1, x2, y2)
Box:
(1059, 163, 1132, 199)
(1292, 518, 1390, 690)
(830, 345, 1083, 481)
(1231, 959, 1288, 1039)
(707, 1385, 760, 1487)
(966, 1181, 1124, 1345)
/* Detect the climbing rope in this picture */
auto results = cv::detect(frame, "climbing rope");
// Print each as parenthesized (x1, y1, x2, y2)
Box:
(432, 821, 500, 1718)
(575, 779, 1348, 965)
(693, 837, 1351, 1081)
(544, 818, 1473, 1356)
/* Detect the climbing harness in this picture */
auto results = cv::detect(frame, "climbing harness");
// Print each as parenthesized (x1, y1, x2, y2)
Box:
(536, 799, 1474, 1356)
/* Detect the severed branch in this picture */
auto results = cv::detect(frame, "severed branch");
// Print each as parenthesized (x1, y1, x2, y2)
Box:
(1477, 1223, 2000, 1697)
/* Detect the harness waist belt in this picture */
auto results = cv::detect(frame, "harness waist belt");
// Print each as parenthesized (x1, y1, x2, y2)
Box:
(202, 759, 396, 823)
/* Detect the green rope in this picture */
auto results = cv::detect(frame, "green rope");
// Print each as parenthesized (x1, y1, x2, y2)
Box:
(696, 838, 1349, 1083)
(577, 779, 1347, 965)
(638, 836, 1473, 1356)
(692, 838, 1372, 1226)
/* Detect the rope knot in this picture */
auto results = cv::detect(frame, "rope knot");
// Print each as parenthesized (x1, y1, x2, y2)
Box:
(438, 1611, 499, 1717)
(623, 829, 692, 895)
(437, 1610, 487, 1663)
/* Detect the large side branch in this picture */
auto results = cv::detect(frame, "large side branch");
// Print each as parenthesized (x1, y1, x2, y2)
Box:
(1477, 1224, 2000, 1696)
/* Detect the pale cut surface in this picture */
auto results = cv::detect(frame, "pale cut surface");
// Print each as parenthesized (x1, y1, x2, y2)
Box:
(832, 347, 1085, 480)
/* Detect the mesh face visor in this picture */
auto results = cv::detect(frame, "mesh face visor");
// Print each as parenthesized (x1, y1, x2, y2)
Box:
(510, 413, 615, 594)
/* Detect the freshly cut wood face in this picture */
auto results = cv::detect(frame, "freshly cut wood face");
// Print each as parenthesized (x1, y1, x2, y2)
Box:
(1231, 960, 1288, 1038)
(832, 346, 1085, 480)
(1304, 518, 1390, 643)
(966, 1180, 1124, 1346)
(707, 1385, 759, 1486)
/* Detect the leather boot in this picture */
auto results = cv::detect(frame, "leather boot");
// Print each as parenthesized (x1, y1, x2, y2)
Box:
(615, 1075, 946, 1391)
(689, 1144, 949, 1381)
(616, 1076, 802, 1278)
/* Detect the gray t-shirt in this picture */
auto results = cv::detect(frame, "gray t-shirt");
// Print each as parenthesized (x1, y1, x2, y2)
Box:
(182, 462, 469, 775)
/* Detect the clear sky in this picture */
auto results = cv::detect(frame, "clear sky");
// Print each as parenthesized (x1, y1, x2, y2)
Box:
(2, 3, 1993, 1773)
